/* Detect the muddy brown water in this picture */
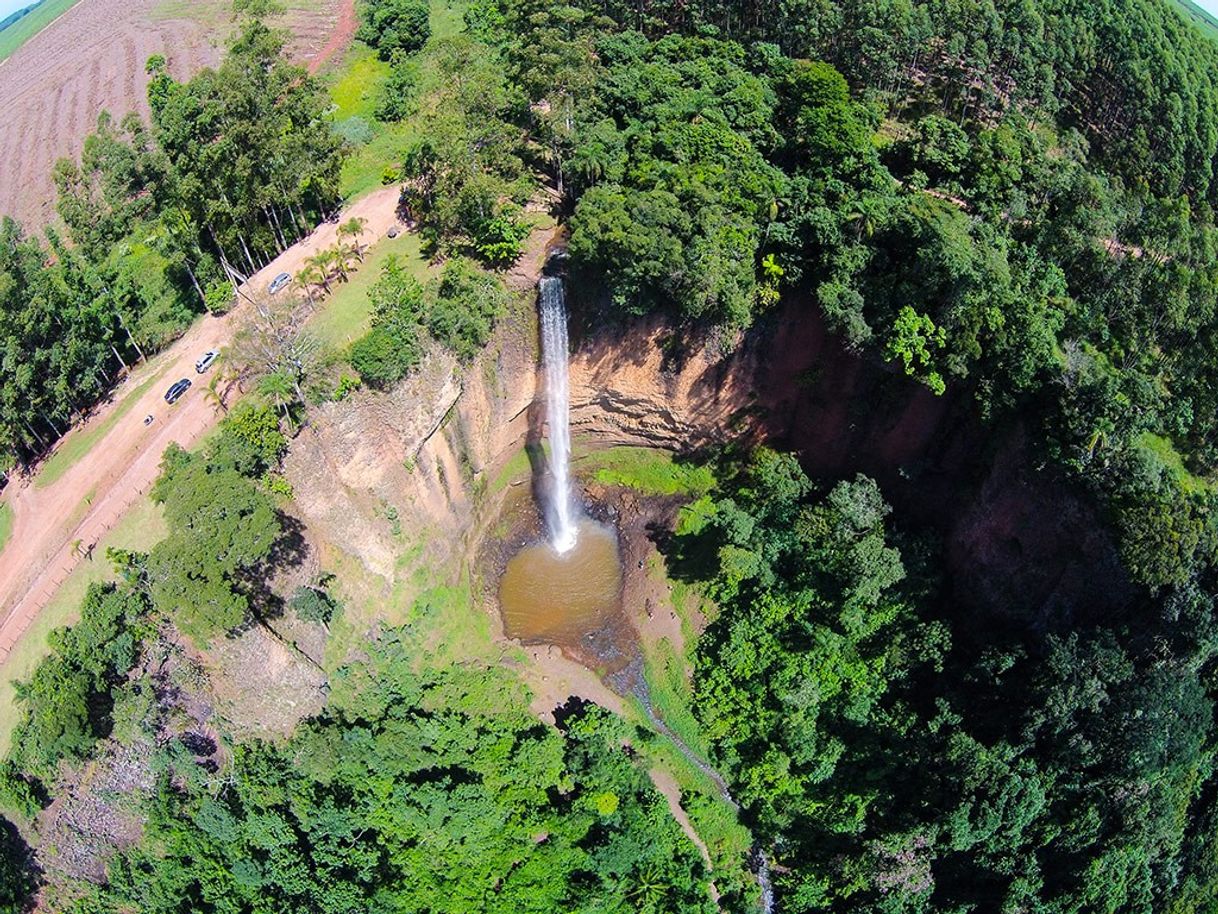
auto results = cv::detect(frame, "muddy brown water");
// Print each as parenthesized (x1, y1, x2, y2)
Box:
(499, 519, 624, 644)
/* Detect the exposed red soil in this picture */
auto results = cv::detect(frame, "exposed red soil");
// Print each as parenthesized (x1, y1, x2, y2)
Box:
(308, 0, 356, 74)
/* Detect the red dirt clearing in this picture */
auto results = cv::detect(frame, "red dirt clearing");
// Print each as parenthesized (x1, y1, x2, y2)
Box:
(309, 0, 356, 73)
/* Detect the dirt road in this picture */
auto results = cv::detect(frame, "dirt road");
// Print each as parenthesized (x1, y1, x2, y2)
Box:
(309, 0, 357, 74)
(0, 185, 402, 662)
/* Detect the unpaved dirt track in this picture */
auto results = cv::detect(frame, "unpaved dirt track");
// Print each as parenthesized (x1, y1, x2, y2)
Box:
(0, 0, 345, 228)
(0, 186, 402, 661)
(308, 0, 356, 73)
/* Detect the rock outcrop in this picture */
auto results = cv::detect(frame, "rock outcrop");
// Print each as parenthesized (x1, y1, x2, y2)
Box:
(287, 279, 1130, 628)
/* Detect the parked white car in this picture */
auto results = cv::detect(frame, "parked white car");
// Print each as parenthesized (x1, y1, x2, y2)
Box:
(195, 349, 219, 374)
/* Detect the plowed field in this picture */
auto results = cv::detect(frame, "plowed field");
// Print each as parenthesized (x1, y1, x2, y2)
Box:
(0, 0, 345, 227)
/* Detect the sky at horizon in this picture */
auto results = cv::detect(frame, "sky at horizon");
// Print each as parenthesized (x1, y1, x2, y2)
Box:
(1192, 0, 1218, 18)
(0, 0, 35, 19)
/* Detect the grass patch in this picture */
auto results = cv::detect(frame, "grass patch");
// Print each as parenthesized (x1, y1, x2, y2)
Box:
(0, 502, 10, 556)
(1174, 0, 1218, 40)
(326, 39, 414, 200)
(1136, 432, 1212, 496)
(328, 0, 471, 199)
(488, 446, 533, 497)
(643, 636, 709, 757)
(305, 231, 433, 352)
(36, 363, 172, 490)
(639, 550, 715, 759)
(0, 0, 80, 62)
(330, 46, 391, 119)
(577, 446, 717, 497)
(0, 496, 167, 755)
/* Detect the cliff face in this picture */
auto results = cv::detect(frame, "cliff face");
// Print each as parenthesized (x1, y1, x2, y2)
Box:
(286, 291, 1131, 626)
(285, 307, 539, 582)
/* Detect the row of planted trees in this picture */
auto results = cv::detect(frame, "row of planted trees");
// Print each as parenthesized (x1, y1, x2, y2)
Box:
(0, 17, 345, 475)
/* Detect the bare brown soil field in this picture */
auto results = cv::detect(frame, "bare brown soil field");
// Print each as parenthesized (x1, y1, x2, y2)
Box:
(0, 0, 344, 228)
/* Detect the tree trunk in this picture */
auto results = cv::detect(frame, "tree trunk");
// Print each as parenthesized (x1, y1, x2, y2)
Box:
(185, 259, 207, 307)
(267, 205, 288, 250)
(238, 233, 258, 276)
(116, 309, 146, 362)
(42, 412, 64, 438)
(23, 419, 48, 449)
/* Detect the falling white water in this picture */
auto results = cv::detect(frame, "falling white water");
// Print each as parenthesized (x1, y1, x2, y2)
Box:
(757, 851, 775, 913)
(539, 276, 578, 553)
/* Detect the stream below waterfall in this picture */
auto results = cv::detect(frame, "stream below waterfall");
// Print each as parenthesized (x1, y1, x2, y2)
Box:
(638, 700, 775, 912)
(498, 270, 775, 912)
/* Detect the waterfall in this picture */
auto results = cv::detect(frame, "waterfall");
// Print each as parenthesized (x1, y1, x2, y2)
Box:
(539, 276, 578, 553)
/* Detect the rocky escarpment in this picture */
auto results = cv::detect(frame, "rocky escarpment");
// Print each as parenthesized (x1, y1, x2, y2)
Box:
(568, 318, 759, 449)
(285, 312, 537, 583)
(287, 282, 1129, 627)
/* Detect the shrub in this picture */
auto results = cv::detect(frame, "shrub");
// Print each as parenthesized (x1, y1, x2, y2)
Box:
(356, 0, 431, 60)
(210, 403, 288, 475)
(471, 210, 530, 267)
(334, 115, 374, 146)
(350, 325, 421, 387)
(290, 585, 337, 626)
(427, 258, 508, 361)
(376, 52, 418, 121)
(9, 584, 148, 785)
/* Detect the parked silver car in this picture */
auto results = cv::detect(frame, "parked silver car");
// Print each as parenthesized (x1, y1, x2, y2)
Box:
(195, 349, 220, 373)
(268, 271, 292, 294)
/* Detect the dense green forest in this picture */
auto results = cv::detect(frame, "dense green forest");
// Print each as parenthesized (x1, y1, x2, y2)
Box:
(8, 0, 1218, 911)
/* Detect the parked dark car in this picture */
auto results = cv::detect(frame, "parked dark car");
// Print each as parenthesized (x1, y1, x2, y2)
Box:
(164, 378, 192, 404)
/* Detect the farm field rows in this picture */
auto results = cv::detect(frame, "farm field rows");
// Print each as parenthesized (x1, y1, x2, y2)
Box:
(0, 0, 345, 227)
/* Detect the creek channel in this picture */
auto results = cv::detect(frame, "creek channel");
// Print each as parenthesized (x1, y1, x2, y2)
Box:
(495, 270, 775, 911)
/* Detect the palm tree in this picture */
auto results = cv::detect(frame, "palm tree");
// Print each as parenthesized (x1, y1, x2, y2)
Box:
(338, 216, 368, 262)
(258, 370, 300, 434)
(297, 264, 328, 302)
(304, 253, 333, 294)
(326, 246, 350, 282)
(204, 372, 229, 414)
(847, 204, 878, 240)
(626, 866, 670, 908)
